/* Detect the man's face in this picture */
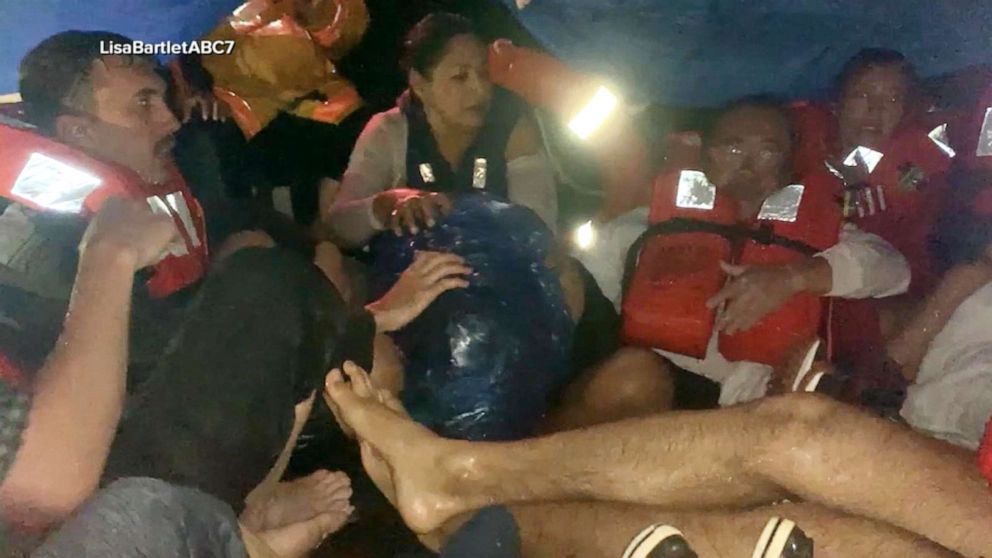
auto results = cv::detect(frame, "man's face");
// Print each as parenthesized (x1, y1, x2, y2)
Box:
(705, 106, 793, 205)
(61, 56, 180, 184)
(837, 64, 911, 152)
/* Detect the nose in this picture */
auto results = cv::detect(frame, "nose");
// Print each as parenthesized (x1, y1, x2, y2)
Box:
(158, 103, 181, 136)
(469, 70, 492, 98)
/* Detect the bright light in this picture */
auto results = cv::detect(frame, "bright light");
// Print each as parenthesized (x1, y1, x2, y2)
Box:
(574, 220, 596, 250)
(568, 86, 618, 140)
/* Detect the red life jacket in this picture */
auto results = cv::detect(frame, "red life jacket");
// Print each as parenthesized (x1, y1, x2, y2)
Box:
(815, 125, 954, 296)
(0, 123, 209, 298)
(980, 416, 992, 485)
(957, 83, 992, 171)
(791, 101, 837, 180)
(621, 169, 841, 366)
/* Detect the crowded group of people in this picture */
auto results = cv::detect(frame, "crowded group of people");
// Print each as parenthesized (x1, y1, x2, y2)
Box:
(0, 0, 991, 556)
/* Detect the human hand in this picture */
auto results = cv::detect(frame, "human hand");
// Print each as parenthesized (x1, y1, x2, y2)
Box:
(365, 251, 471, 332)
(372, 189, 453, 236)
(79, 198, 180, 271)
(707, 261, 804, 335)
(182, 91, 231, 123)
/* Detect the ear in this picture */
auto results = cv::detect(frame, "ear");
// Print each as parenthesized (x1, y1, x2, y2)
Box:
(54, 114, 95, 148)
(409, 70, 429, 101)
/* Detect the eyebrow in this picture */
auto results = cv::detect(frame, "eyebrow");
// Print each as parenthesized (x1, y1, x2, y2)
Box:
(133, 87, 161, 99)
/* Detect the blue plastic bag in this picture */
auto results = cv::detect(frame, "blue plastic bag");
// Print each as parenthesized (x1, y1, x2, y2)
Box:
(369, 195, 574, 441)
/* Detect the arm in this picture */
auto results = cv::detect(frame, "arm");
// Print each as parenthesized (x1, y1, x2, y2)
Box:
(888, 261, 992, 380)
(0, 201, 178, 527)
(571, 207, 650, 309)
(506, 115, 559, 232)
(310, 0, 369, 59)
(710, 224, 910, 334)
(814, 223, 911, 299)
(326, 112, 402, 247)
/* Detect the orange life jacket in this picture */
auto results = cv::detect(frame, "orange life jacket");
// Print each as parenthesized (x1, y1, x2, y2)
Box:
(621, 169, 841, 366)
(0, 123, 209, 298)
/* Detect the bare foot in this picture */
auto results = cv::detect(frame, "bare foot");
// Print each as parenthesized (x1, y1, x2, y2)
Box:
(359, 387, 408, 506)
(242, 470, 353, 532)
(255, 512, 348, 558)
(325, 362, 479, 534)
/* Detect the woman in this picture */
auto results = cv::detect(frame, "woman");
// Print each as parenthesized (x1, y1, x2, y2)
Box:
(327, 12, 559, 247)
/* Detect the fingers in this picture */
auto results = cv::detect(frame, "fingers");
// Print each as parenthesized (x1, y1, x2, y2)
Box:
(718, 297, 762, 334)
(706, 279, 743, 309)
(390, 194, 452, 236)
(390, 203, 416, 235)
(424, 277, 470, 302)
(430, 193, 453, 215)
(416, 252, 469, 276)
(182, 96, 227, 123)
(424, 261, 472, 285)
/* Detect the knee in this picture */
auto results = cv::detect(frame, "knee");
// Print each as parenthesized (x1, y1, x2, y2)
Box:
(588, 347, 674, 410)
(751, 393, 848, 450)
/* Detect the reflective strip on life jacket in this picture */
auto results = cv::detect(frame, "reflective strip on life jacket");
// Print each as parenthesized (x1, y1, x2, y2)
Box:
(10, 152, 104, 213)
(928, 123, 957, 158)
(757, 184, 804, 223)
(675, 170, 715, 210)
(977, 107, 992, 158)
(146, 191, 203, 257)
(842, 146, 884, 173)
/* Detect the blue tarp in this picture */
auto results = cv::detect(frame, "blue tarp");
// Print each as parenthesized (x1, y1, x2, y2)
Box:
(0, 0, 243, 95)
(2, 0, 990, 104)
(499, 0, 992, 106)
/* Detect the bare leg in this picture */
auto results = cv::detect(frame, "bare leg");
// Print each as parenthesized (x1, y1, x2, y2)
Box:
(542, 347, 674, 432)
(508, 502, 958, 558)
(248, 394, 316, 500)
(370, 333, 405, 395)
(326, 363, 991, 557)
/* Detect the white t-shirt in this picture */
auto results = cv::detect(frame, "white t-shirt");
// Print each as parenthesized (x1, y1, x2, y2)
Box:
(902, 282, 992, 449)
(575, 207, 911, 405)
(328, 108, 559, 246)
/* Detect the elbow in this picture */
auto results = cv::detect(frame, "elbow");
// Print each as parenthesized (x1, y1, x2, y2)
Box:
(0, 474, 99, 530)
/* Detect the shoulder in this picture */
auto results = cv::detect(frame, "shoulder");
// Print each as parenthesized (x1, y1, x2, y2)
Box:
(364, 107, 407, 137)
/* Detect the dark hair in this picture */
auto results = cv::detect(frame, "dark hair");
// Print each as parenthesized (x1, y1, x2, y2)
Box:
(401, 12, 481, 78)
(835, 48, 919, 97)
(702, 93, 796, 147)
(19, 30, 154, 133)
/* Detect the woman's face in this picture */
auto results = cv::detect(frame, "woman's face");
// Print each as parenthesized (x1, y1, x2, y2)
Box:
(413, 34, 493, 130)
(837, 64, 912, 152)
